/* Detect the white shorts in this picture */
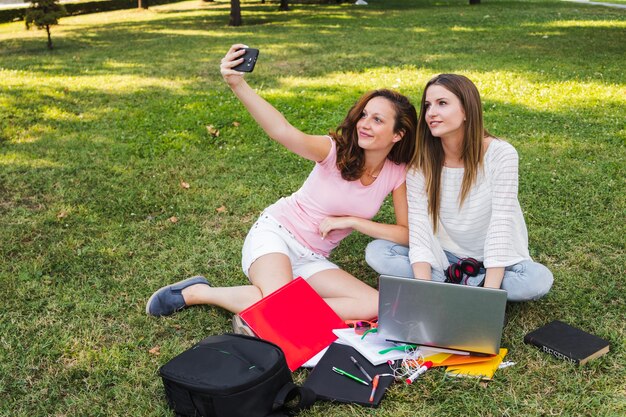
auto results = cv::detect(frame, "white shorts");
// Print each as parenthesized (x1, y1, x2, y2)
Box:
(241, 213, 339, 280)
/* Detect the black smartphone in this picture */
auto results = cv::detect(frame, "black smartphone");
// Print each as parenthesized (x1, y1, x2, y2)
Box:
(233, 48, 259, 73)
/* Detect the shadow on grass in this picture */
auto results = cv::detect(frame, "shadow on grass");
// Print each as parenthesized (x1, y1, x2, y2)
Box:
(0, 1, 624, 83)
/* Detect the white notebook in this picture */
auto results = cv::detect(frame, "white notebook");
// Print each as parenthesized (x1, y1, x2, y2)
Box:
(332, 328, 408, 365)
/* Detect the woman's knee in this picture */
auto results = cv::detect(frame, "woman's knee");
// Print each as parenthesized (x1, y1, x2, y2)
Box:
(365, 239, 409, 274)
(531, 263, 554, 298)
(365, 239, 391, 270)
(504, 261, 554, 301)
(248, 253, 294, 296)
(365, 239, 393, 257)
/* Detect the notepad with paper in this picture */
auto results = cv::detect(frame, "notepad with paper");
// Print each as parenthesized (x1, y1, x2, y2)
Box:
(332, 328, 408, 365)
(239, 277, 347, 371)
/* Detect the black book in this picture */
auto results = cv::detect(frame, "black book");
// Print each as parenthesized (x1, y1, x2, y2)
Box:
(524, 320, 610, 365)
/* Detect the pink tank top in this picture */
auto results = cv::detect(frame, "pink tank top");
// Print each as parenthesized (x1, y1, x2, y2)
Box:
(266, 138, 406, 257)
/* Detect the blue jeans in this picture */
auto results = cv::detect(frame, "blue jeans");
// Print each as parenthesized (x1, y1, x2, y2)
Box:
(365, 239, 553, 302)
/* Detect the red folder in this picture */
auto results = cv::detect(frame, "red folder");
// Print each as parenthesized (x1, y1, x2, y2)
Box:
(239, 277, 347, 371)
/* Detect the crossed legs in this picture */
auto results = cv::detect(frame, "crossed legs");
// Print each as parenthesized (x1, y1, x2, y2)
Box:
(365, 239, 553, 302)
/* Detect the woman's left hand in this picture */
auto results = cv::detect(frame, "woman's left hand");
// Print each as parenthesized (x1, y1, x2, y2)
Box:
(220, 44, 248, 88)
(319, 216, 355, 239)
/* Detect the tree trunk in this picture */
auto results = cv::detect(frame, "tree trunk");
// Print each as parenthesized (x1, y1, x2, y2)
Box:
(279, 0, 289, 11)
(46, 25, 53, 50)
(229, 0, 242, 26)
(138, 0, 148, 9)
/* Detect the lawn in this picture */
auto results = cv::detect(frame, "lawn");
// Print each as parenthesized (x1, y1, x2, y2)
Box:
(0, 0, 624, 416)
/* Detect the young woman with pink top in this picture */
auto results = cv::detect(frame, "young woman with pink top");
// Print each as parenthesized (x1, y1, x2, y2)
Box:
(146, 44, 417, 322)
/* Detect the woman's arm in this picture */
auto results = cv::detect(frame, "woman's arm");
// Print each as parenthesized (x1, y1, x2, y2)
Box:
(406, 170, 447, 278)
(220, 44, 331, 162)
(484, 267, 505, 288)
(483, 140, 526, 283)
(318, 184, 409, 244)
(412, 262, 432, 280)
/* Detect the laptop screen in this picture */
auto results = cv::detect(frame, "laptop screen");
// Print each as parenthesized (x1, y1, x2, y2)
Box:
(377, 275, 507, 355)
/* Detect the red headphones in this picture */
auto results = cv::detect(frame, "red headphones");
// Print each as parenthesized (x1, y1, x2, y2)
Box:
(444, 257, 484, 285)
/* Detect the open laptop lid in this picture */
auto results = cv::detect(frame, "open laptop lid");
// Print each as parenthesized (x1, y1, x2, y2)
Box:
(377, 275, 507, 355)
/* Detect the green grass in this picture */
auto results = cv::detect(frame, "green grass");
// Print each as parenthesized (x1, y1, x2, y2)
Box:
(0, 0, 624, 415)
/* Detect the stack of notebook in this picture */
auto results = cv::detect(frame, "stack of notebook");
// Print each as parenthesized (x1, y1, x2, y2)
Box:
(440, 349, 508, 380)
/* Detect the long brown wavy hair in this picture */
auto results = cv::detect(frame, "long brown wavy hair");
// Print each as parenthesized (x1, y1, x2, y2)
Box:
(330, 89, 417, 181)
(411, 74, 491, 232)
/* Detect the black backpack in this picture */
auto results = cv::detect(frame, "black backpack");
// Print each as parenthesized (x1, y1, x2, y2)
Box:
(159, 334, 316, 417)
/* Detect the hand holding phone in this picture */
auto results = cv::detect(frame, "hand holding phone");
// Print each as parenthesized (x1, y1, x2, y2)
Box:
(233, 48, 259, 73)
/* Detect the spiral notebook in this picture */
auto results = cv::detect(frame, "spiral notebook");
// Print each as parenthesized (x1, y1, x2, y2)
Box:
(238, 277, 347, 371)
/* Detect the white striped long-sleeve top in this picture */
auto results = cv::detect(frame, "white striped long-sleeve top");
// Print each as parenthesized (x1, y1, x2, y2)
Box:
(407, 139, 531, 271)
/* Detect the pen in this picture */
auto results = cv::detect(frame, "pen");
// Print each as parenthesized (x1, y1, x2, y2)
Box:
(405, 361, 433, 384)
(332, 366, 369, 386)
(350, 356, 373, 382)
(498, 361, 516, 369)
(368, 374, 380, 402)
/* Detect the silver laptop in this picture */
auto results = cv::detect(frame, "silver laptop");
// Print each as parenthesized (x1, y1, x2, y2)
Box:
(377, 275, 507, 355)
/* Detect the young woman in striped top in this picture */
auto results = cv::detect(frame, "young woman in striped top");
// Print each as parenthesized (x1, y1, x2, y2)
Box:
(366, 74, 553, 301)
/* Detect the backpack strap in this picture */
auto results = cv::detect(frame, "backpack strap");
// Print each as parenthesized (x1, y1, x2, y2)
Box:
(268, 382, 316, 416)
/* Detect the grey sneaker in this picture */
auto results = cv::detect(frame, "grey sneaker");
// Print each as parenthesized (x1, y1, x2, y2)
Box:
(145, 275, 210, 317)
(232, 315, 257, 337)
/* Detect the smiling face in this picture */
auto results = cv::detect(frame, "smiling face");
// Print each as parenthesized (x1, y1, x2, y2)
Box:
(356, 96, 404, 151)
(424, 84, 466, 141)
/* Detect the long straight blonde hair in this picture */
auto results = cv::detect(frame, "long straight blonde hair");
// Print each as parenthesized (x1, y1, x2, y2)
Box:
(410, 74, 491, 232)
